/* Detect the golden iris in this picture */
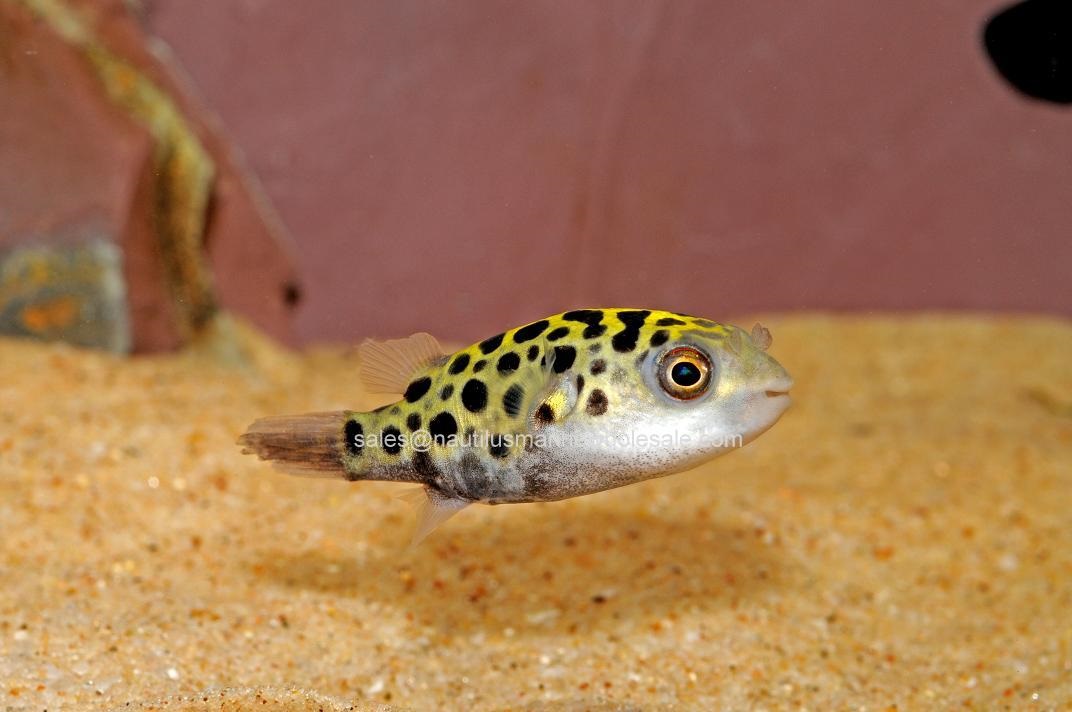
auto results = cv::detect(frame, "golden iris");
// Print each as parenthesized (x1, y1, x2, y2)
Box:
(658, 346, 712, 400)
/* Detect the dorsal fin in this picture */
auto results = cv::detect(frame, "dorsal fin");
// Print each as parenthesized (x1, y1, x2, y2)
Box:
(750, 322, 773, 351)
(358, 332, 444, 394)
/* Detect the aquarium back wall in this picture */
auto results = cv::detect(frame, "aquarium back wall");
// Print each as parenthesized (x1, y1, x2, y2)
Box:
(146, 0, 1072, 344)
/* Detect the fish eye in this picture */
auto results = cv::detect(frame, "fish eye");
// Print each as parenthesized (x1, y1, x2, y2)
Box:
(657, 346, 713, 400)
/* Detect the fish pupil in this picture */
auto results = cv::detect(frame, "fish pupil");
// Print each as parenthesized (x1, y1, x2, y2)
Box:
(671, 361, 701, 387)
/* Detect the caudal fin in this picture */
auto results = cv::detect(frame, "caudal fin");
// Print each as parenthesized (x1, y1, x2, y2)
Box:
(237, 411, 350, 478)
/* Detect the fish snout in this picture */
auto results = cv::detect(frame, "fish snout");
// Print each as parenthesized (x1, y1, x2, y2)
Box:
(763, 375, 794, 399)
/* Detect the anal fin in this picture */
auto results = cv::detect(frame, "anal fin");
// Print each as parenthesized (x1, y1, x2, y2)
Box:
(402, 486, 469, 546)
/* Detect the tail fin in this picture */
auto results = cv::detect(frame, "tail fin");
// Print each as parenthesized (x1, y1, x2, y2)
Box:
(237, 411, 350, 478)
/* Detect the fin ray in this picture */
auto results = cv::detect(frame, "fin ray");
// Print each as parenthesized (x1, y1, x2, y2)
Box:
(238, 411, 349, 478)
(409, 487, 469, 546)
(358, 332, 444, 394)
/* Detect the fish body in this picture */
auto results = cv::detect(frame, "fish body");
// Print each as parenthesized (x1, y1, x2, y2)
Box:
(239, 308, 793, 540)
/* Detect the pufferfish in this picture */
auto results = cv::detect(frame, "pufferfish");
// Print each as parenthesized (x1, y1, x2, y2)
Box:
(239, 309, 793, 542)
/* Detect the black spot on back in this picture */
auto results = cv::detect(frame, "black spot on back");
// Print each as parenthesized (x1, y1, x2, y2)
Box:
(406, 412, 421, 431)
(590, 359, 606, 375)
(612, 330, 637, 352)
(497, 352, 521, 374)
(503, 384, 525, 417)
(513, 320, 549, 343)
(583, 323, 607, 338)
(527, 344, 540, 361)
(576, 374, 585, 397)
(650, 329, 670, 347)
(473, 359, 487, 373)
(488, 434, 510, 459)
(429, 412, 458, 444)
(564, 309, 607, 339)
(656, 317, 686, 327)
(586, 389, 609, 416)
(440, 383, 454, 400)
(404, 377, 432, 403)
(535, 402, 554, 425)
(551, 345, 576, 373)
(619, 310, 650, 327)
(588, 342, 602, 353)
(461, 379, 488, 413)
(344, 419, 363, 455)
(448, 353, 470, 374)
(479, 333, 505, 354)
(382, 425, 402, 455)
(564, 309, 602, 323)
(612, 310, 651, 353)
(547, 326, 569, 341)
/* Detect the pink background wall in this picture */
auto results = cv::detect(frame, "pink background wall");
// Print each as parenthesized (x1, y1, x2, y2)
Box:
(147, 1, 1071, 344)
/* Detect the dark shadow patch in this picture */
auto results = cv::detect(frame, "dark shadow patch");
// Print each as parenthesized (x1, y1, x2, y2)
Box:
(984, 0, 1072, 104)
(255, 503, 784, 638)
(411, 450, 439, 482)
(457, 451, 489, 498)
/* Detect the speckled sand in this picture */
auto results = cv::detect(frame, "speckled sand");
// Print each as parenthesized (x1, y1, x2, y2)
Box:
(1, 315, 1070, 711)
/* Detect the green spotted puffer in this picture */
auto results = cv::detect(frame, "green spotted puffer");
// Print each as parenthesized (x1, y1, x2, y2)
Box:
(239, 308, 793, 541)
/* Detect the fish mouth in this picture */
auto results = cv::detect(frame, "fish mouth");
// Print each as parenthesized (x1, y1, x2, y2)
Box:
(762, 377, 794, 400)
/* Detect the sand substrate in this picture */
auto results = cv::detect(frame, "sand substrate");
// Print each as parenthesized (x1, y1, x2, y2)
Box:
(1, 314, 1070, 711)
